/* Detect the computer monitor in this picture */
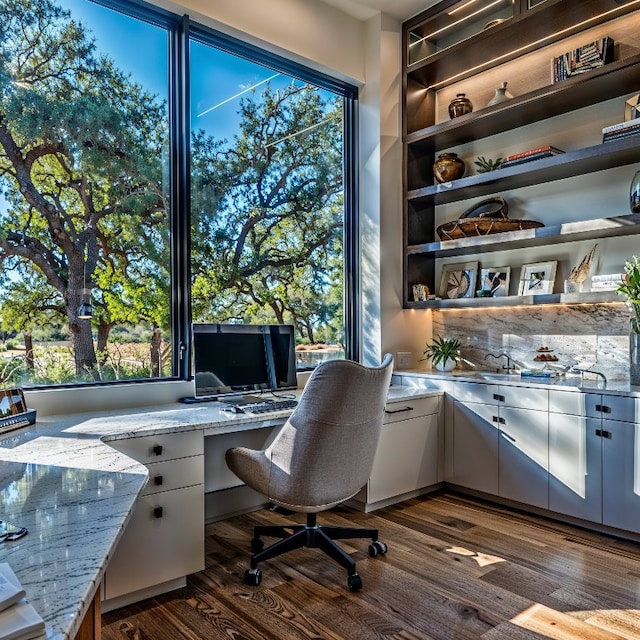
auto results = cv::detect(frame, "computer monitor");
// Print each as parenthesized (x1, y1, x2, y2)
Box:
(265, 324, 298, 391)
(193, 324, 272, 399)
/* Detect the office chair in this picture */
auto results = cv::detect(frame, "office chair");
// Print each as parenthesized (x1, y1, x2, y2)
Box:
(225, 353, 394, 591)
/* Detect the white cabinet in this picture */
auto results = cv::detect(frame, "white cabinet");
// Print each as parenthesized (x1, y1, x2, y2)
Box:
(359, 394, 442, 510)
(103, 431, 204, 607)
(549, 391, 640, 534)
(450, 382, 549, 508)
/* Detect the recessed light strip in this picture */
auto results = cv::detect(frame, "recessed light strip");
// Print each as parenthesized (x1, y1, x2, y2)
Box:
(427, 0, 640, 90)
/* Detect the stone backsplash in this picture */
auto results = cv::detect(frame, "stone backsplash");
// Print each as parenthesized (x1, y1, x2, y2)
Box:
(432, 303, 632, 381)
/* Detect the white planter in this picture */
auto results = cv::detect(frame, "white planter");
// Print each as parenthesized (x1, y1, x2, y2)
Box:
(435, 358, 457, 372)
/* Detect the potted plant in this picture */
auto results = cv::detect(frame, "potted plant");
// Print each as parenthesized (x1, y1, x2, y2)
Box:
(616, 255, 640, 385)
(420, 336, 462, 372)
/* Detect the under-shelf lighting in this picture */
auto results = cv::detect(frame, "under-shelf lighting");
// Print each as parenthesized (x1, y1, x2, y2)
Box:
(448, 0, 480, 16)
(411, 0, 505, 48)
(426, 0, 640, 90)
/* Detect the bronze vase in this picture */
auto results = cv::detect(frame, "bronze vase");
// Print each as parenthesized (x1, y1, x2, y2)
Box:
(433, 152, 466, 183)
(448, 93, 473, 119)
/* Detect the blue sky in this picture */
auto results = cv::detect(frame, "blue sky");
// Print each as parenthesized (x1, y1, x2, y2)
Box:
(65, 0, 304, 142)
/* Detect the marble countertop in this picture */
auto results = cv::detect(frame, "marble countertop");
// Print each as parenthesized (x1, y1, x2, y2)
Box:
(0, 383, 435, 640)
(393, 369, 640, 396)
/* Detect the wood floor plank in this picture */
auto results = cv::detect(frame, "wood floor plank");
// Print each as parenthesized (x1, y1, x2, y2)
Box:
(102, 491, 640, 640)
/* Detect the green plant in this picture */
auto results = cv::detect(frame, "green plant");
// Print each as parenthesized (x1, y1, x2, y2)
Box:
(617, 255, 640, 332)
(420, 336, 462, 366)
(474, 156, 503, 173)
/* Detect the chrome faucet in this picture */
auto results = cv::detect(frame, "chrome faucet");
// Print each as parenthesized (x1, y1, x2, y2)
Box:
(568, 366, 607, 386)
(485, 352, 516, 373)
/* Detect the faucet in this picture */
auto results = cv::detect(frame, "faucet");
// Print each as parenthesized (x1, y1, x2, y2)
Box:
(568, 366, 607, 386)
(485, 352, 516, 373)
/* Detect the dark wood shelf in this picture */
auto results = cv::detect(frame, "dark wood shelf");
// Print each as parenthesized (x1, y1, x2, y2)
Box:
(407, 214, 640, 258)
(405, 0, 637, 90)
(405, 290, 622, 310)
(406, 54, 640, 149)
(407, 136, 640, 206)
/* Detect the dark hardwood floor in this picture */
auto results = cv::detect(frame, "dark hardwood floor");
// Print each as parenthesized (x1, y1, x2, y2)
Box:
(101, 492, 640, 639)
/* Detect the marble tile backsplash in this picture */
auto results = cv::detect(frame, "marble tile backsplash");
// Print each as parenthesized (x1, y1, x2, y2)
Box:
(432, 303, 631, 381)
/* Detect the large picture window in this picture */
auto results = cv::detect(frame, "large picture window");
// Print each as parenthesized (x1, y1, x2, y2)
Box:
(0, 0, 357, 388)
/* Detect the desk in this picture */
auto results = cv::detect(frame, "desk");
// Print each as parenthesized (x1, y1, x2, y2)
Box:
(0, 384, 440, 639)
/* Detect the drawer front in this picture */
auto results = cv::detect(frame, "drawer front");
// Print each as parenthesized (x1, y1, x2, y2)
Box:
(143, 455, 204, 496)
(586, 394, 640, 423)
(108, 430, 203, 464)
(445, 381, 499, 405)
(104, 484, 204, 601)
(499, 385, 548, 411)
(384, 395, 441, 423)
(549, 389, 588, 416)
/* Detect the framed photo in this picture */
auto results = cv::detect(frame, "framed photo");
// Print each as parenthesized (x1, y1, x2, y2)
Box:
(625, 93, 640, 121)
(518, 261, 557, 295)
(439, 261, 478, 299)
(479, 267, 511, 297)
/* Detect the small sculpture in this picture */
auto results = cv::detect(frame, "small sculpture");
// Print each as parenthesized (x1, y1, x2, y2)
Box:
(567, 244, 598, 284)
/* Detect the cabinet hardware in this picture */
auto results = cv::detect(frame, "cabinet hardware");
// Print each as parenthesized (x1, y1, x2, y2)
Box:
(595, 429, 612, 438)
(594, 404, 612, 414)
(153, 506, 163, 519)
(154, 475, 163, 486)
(492, 415, 505, 424)
(152, 444, 163, 456)
(385, 406, 413, 414)
(493, 394, 505, 402)
(501, 432, 516, 442)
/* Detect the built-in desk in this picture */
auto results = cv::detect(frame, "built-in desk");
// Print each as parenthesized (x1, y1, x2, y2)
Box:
(0, 383, 438, 639)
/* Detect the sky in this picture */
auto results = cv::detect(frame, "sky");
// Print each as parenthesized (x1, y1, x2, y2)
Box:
(64, 0, 307, 143)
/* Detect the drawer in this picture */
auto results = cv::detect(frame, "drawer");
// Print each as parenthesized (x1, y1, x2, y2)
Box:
(384, 395, 441, 423)
(446, 381, 499, 405)
(586, 394, 640, 422)
(107, 430, 203, 464)
(499, 385, 548, 411)
(549, 389, 588, 416)
(143, 455, 204, 496)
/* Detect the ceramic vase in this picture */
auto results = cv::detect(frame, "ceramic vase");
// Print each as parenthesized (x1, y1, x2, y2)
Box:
(435, 358, 457, 372)
(630, 169, 640, 214)
(448, 93, 473, 119)
(487, 81, 513, 106)
(433, 152, 466, 183)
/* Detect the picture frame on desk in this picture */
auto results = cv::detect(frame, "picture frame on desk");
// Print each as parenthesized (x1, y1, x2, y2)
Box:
(479, 267, 510, 297)
(518, 261, 557, 296)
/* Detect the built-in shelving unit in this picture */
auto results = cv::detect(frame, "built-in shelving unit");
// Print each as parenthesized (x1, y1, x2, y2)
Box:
(402, 0, 640, 308)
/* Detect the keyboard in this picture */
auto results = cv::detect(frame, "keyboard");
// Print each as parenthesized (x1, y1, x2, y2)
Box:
(232, 399, 298, 414)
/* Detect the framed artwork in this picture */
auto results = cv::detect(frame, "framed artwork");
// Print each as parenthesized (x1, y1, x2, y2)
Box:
(479, 267, 511, 297)
(625, 93, 640, 121)
(439, 261, 478, 299)
(518, 261, 557, 295)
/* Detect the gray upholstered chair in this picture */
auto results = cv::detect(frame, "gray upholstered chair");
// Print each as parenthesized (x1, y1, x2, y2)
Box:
(225, 353, 394, 591)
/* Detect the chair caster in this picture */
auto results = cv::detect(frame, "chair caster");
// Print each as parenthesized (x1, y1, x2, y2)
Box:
(368, 540, 387, 557)
(250, 537, 264, 552)
(347, 573, 362, 592)
(244, 567, 262, 586)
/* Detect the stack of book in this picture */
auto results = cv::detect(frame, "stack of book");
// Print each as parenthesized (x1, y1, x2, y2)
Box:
(602, 120, 640, 143)
(551, 36, 614, 83)
(591, 273, 624, 292)
(501, 145, 565, 168)
(0, 564, 45, 640)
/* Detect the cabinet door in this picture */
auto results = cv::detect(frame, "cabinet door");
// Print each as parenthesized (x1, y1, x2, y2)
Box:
(602, 419, 640, 534)
(368, 414, 439, 503)
(104, 483, 204, 601)
(499, 406, 548, 509)
(549, 415, 602, 522)
(452, 401, 499, 495)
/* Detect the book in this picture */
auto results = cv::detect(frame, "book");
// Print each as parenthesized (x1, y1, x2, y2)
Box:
(0, 565, 45, 640)
(603, 127, 640, 143)
(0, 567, 25, 614)
(592, 273, 623, 282)
(502, 149, 564, 168)
(0, 601, 46, 640)
(551, 36, 614, 83)
(505, 145, 564, 162)
(602, 120, 640, 135)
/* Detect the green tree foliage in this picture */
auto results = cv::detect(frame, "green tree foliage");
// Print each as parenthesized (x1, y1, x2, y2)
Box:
(191, 84, 344, 344)
(0, 0, 169, 378)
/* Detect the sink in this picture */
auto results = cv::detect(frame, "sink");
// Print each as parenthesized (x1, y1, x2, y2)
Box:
(467, 371, 521, 380)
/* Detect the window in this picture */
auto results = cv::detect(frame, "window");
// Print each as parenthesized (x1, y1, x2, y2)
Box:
(0, 0, 357, 389)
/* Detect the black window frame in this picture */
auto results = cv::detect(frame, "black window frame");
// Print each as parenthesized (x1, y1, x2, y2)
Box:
(69, 0, 360, 385)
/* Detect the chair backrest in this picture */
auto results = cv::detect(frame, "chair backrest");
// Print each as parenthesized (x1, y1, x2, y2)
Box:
(264, 353, 394, 511)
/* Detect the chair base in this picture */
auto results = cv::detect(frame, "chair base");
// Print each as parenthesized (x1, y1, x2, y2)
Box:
(246, 512, 386, 591)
